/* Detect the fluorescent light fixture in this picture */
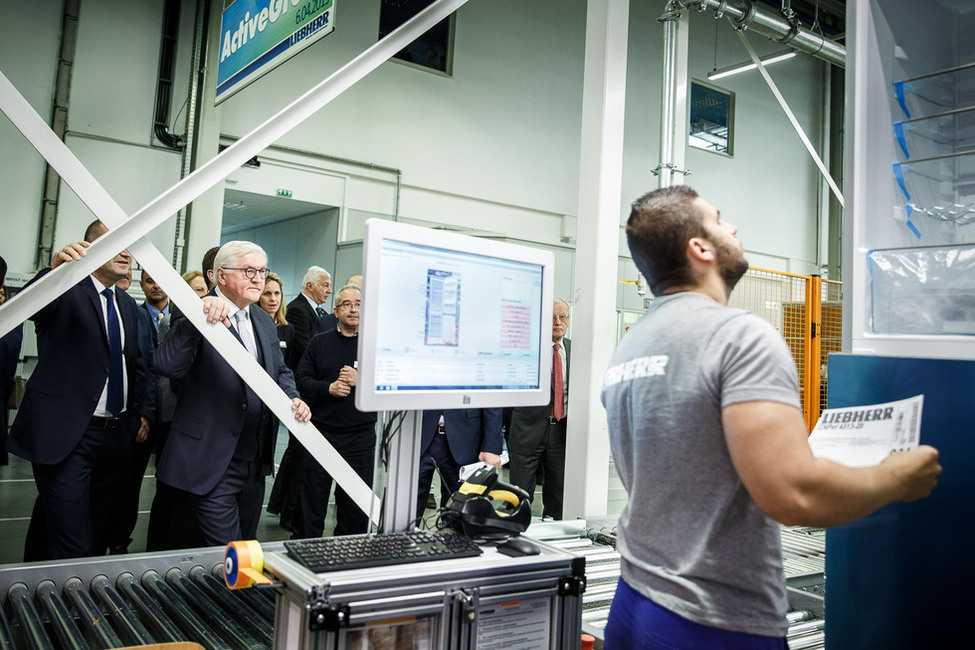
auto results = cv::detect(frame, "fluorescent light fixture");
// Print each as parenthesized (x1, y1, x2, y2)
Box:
(707, 51, 797, 81)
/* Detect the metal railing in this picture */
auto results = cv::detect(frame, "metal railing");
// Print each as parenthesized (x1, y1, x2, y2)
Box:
(729, 268, 843, 432)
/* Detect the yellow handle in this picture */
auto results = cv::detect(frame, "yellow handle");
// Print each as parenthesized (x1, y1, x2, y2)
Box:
(488, 489, 521, 509)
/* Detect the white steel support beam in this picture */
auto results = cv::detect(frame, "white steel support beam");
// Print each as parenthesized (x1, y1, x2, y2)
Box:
(0, 0, 471, 527)
(563, 0, 630, 520)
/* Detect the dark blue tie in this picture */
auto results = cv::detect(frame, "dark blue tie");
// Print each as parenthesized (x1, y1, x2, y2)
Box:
(316, 306, 326, 318)
(102, 288, 124, 416)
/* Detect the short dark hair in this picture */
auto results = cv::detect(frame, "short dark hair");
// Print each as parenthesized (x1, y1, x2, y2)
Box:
(202, 246, 220, 273)
(201, 246, 220, 281)
(626, 185, 707, 296)
(84, 219, 106, 243)
(0, 255, 7, 285)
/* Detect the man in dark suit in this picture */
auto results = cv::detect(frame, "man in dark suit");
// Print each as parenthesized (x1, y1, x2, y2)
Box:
(310, 274, 358, 339)
(286, 266, 332, 365)
(108, 270, 177, 553)
(506, 299, 571, 520)
(270, 266, 332, 529)
(7, 220, 150, 559)
(415, 408, 503, 519)
(155, 241, 311, 545)
(0, 255, 24, 467)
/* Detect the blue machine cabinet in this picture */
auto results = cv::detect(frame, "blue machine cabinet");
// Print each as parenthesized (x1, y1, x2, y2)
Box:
(825, 353, 974, 648)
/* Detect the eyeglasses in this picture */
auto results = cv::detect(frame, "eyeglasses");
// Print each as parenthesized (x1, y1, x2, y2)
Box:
(553, 314, 569, 323)
(223, 267, 270, 280)
(336, 301, 361, 310)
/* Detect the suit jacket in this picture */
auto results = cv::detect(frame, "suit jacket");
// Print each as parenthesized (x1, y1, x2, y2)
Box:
(421, 408, 503, 466)
(0, 322, 24, 466)
(506, 337, 571, 455)
(135, 306, 158, 422)
(8, 269, 149, 465)
(309, 311, 338, 339)
(286, 293, 319, 365)
(276, 322, 297, 370)
(141, 303, 179, 423)
(154, 298, 298, 495)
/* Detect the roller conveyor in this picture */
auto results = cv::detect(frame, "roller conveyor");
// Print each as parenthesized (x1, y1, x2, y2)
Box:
(189, 566, 274, 648)
(6, 583, 55, 650)
(89, 574, 156, 646)
(34, 580, 89, 650)
(63, 577, 125, 649)
(116, 570, 190, 644)
(0, 545, 279, 650)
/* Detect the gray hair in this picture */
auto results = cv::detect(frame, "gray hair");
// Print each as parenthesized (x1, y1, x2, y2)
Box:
(336, 284, 361, 298)
(302, 266, 331, 286)
(214, 241, 267, 271)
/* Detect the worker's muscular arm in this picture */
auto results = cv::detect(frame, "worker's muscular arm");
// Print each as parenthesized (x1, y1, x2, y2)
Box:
(723, 400, 941, 528)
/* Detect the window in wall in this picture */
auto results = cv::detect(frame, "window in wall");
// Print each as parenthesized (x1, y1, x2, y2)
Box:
(689, 81, 734, 155)
(379, 0, 454, 75)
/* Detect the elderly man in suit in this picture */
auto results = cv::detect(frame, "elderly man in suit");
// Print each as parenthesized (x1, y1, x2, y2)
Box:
(155, 241, 311, 545)
(415, 408, 503, 519)
(310, 274, 358, 339)
(286, 266, 332, 365)
(506, 299, 571, 520)
(7, 220, 150, 559)
(268, 266, 332, 529)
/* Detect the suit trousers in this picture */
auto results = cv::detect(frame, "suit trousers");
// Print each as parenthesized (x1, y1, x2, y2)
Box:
(191, 457, 265, 546)
(267, 432, 303, 524)
(507, 418, 566, 520)
(295, 431, 376, 538)
(31, 416, 135, 559)
(108, 420, 171, 551)
(146, 424, 203, 551)
(415, 433, 462, 520)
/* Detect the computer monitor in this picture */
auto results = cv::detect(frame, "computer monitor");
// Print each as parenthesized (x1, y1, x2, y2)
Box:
(356, 218, 555, 412)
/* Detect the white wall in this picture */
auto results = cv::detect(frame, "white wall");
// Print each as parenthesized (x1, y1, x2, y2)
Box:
(0, 0, 833, 297)
(222, 208, 339, 305)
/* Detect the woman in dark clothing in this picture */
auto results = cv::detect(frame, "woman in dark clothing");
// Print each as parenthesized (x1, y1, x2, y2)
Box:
(260, 272, 296, 369)
(261, 272, 300, 530)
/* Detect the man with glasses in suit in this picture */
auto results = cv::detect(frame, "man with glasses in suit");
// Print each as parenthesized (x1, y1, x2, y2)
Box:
(154, 241, 311, 545)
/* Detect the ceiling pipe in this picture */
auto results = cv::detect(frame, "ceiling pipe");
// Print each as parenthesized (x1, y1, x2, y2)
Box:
(679, 0, 845, 68)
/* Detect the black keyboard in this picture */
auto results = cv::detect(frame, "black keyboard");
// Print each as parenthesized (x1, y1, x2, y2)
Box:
(284, 531, 483, 572)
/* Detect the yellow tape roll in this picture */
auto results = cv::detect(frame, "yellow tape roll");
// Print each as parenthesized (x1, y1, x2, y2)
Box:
(224, 540, 270, 589)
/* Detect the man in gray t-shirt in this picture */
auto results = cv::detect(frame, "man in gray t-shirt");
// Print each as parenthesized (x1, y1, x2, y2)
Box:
(601, 186, 941, 648)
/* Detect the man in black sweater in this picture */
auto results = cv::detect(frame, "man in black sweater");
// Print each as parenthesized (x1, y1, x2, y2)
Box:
(293, 285, 376, 537)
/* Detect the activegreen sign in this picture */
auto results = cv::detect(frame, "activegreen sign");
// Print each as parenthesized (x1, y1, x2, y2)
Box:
(216, 0, 335, 104)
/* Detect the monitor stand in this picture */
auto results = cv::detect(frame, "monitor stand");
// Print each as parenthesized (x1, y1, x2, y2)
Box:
(382, 410, 423, 533)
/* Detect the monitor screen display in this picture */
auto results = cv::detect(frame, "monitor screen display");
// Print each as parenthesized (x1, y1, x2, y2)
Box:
(356, 219, 554, 412)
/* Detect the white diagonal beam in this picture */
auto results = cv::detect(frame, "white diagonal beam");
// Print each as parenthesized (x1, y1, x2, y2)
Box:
(1, 0, 471, 334)
(740, 33, 844, 208)
(0, 69, 382, 522)
(0, 0, 471, 522)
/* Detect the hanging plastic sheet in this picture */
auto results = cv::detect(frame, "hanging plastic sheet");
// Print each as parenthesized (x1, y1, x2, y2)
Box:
(868, 244, 975, 335)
